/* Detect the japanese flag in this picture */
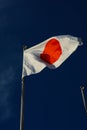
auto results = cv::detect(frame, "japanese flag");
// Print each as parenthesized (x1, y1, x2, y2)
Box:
(22, 35, 82, 77)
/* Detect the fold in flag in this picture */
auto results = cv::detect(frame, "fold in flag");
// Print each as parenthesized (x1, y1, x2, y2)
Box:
(22, 35, 82, 77)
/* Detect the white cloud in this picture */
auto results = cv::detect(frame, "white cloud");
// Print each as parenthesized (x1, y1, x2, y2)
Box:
(0, 67, 15, 122)
(0, 67, 14, 87)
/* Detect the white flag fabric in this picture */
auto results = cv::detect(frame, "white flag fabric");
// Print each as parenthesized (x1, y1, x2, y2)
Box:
(22, 35, 82, 77)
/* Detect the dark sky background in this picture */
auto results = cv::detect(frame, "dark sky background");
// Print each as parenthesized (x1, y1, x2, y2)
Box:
(0, 0, 87, 130)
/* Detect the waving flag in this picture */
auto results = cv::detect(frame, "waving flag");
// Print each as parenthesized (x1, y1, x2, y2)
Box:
(22, 35, 82, 77)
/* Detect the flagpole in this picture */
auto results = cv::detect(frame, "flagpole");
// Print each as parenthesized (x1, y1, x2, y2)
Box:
(20, 77, 24, 130)
(80, 86, 87, 113)
(20, 45, 27, 130)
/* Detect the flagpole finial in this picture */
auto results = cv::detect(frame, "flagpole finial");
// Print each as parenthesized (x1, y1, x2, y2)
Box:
(22, 45, 27, 50)
(78, 37, 83, 46)
(80, 86, 85, 90)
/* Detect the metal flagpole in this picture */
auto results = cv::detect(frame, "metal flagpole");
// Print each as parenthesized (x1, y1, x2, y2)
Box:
(80, 86, 87, 113)
(20, 77, 25, 130)
(20, 45, 27, 130)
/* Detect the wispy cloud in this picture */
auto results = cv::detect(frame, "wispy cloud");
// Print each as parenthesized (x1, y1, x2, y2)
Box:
(0, 67, 15, 122)
(0, 67, 14, 87)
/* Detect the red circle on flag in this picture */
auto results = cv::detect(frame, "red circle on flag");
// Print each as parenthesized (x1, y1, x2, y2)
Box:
(40, 38, 62, 64)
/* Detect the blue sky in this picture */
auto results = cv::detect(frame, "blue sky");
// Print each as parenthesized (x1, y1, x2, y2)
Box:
(0, 0, 87, 130)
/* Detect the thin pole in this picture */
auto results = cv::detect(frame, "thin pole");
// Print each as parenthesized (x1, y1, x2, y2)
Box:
(80, 86, 87, 113)
(20, 45, 27, 130)
(20, 78, 24, 130)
